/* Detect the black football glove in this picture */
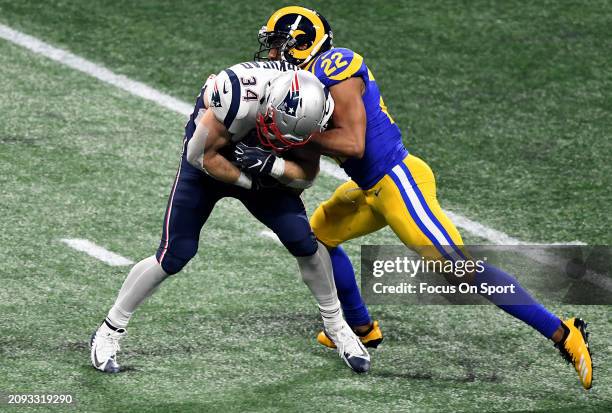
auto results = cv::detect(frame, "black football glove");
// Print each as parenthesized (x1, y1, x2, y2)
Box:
(233, 142, 278, 176)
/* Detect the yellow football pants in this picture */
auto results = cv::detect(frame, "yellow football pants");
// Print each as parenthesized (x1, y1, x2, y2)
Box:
(311, 154, 466, 261)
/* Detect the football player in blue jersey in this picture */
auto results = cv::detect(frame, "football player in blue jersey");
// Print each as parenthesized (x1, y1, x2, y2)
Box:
(238, 6, 592, 389)
(90, 67, 371, 374)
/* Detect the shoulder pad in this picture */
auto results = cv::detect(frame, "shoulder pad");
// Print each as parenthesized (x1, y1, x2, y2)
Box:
(210, 68, 250, 132)
(307, 48, 366, 87)
(202, 74, 217, 109)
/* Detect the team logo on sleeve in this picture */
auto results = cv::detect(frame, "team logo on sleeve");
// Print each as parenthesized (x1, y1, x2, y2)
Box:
(210, 82, 222, 108)
(276, 72, 301, 116)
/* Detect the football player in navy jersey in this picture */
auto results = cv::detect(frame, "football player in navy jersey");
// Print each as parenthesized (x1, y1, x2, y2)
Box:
(236, 6, 592, 389)
(90, 66, 371, 374)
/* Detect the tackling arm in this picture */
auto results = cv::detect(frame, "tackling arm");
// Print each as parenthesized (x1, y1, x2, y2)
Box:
(308, 77, 366, 159)
(278, 146, 320, 188)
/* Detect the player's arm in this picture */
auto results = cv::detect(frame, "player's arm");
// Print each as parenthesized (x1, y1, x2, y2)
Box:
(279, 146, 320, 188)
(234, 143, 320, 189)
(308, 77, 366, 159)
(186, 110, 253, 189)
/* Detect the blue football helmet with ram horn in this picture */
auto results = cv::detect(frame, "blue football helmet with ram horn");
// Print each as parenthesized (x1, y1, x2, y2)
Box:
(255, 6, 333, 67)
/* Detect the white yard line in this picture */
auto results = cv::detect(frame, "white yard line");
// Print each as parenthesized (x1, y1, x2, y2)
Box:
(60, 239, 134, 266)
(319, 159, 349, 181)
(444, 211, 586, 246)
(518, 247, 612, 294)
(0, 23, 584, 247)
(259, 230, 283, 245)
(0, 24, 192, 116)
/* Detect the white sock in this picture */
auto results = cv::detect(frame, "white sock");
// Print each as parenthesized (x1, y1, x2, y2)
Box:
(106, 306, 132, 330)
(319, 301, 344, 330)
(105, 255, 169, 329)
(296, 243, 345, 329)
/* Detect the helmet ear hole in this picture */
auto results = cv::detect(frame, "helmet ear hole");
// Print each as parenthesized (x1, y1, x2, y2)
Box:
(294, 34, 312, 49)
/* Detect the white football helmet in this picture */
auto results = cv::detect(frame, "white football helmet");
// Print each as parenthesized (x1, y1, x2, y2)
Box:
(256, 70, 334, 151)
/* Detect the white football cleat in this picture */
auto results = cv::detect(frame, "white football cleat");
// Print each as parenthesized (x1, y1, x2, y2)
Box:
(90, 321, 126, 373)
(325, 321, 371, 373)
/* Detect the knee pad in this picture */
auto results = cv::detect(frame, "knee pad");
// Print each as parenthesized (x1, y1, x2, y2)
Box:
(283, 231, 318, 257)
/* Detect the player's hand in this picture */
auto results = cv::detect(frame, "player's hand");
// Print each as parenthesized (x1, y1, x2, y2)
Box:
(233, 142, 278, 176)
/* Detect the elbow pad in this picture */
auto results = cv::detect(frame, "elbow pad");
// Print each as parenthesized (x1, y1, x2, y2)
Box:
(186, 138, 203, 171)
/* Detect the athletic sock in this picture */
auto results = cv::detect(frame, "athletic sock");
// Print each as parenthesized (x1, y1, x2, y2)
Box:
(355, 323, 374, 337)
(475, 263, 562, 339)
(106, 306, 132, 330)
(296, 242, 346, 330)
(319, 302, 344, 331)
(329, 246, 372, 327)
(106, 255, 169, 329)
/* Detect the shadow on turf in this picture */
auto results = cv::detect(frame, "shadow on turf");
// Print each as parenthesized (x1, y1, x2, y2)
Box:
(64, 311, 504, 384)
(63, 338, 203, 359)
(80, 363, 139, 373)
(373, 367, 502, 383)
(0, 135, 40, 144)
(67, 340, 499, 384)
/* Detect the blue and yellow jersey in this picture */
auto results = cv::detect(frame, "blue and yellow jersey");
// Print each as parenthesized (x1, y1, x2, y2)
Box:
(304, 47, 408, 189)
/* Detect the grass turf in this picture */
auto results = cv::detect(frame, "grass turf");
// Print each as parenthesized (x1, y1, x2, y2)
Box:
(0, 0, 610, 244)
(0, 1, 611, 412)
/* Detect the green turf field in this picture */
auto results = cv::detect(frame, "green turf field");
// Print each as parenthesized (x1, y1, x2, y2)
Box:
(0, 1, 610, 412)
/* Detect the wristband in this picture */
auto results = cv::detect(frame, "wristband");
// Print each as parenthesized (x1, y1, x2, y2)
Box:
(270, 157, 286, 179)
(234, 172, 253, 189)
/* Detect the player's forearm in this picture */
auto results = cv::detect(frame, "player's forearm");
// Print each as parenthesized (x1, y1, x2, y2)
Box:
(188, 144, 250, 188)
(187, 111, 252, 189)
(311, 77, 367, 159)
(309, 128, 365, 159)
(202, 152, 243, 185)
(207, 151, 256, 189)
(276, 158, 318, 189)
